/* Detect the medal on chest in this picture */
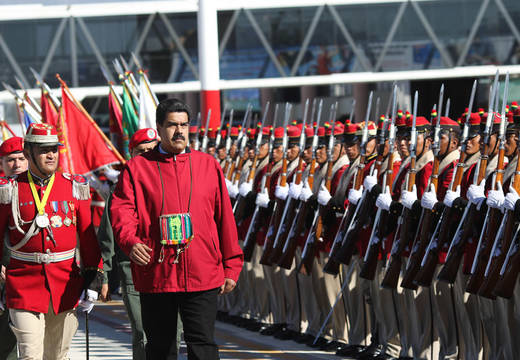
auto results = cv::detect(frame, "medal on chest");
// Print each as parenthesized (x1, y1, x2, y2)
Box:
(28, 172, 55, 229)
(61, 201, 72, 226)
(50, 201, 63, 228)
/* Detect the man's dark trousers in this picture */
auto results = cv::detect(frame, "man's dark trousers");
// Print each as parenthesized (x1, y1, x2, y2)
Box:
(140, 288, 219, 360)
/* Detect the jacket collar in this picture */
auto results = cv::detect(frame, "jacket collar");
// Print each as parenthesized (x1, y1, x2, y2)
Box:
(148, 144, 191, 162)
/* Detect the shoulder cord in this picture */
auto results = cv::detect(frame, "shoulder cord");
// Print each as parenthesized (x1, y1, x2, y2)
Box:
(156, 155, 193, 215)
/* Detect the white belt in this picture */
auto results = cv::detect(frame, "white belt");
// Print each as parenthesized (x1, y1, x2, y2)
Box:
(10, 248, 76, 264)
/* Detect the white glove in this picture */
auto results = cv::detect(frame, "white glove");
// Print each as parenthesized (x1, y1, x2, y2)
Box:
(225, 178, 232, 190)
(467, 180, 486, 209)
(317, 183, 332, 206)
(487, 182, 504, 209)
(228, 182, 239, 199)
(104, 167, 120, 183)
(348, 186, 363, 206)
(376, 186, 392, 211)
(78, 289, 98, 313)
(363, 170, 378, 192)
(421, 184, 438, 210)
(299, 180, 313, 202)
(401, 184, 418, 209)
(239, 181, 253, 197)
(289, 182, 303, 200)
(275, 184, 289, 200)
(443, 186, 460, 208)
(504, 187, 520, 211)
(255, 189, 270, 208)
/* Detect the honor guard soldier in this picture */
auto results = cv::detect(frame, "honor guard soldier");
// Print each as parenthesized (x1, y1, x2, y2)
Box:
(0, 137, 27, 360)
(0, 123, 102, 359)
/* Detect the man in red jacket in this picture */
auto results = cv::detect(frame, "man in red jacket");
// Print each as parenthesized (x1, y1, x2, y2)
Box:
(111, 98, 243, 360)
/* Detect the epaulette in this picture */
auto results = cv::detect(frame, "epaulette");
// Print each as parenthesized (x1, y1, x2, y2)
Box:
(63, 173, 90, 200)
(0, 176, 13, 204)
(72, 174, 90, 200)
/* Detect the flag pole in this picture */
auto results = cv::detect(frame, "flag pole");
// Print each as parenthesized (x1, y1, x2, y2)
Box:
(0, 121, 16, 137)
(56, 74, 127, 165)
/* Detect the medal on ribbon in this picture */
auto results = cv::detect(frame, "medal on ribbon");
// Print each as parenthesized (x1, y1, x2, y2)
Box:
(50, 201, 62, 228)
(61, 201, 72, 226)
(28, 171, 55, 229)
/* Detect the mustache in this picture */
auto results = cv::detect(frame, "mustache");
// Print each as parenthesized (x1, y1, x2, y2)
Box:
(172, 134, 185, 141)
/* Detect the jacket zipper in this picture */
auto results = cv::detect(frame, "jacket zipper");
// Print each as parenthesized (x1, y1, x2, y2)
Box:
(172, 156, 189, 292)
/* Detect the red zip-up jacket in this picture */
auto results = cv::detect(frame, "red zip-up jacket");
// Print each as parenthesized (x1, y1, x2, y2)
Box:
(111, 146, 243, 293)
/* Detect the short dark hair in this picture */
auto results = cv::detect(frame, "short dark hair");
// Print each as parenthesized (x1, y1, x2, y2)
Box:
(156, 98, 192, 126)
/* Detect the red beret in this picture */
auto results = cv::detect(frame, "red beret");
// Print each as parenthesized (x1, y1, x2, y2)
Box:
(0, 137, 24, 157)
(287, 125, 301, 138)
(230, 127, 239, 137)
(274, 127, 285, 139)
(304, 126, 314, 138)
(129, 128, 158, 150)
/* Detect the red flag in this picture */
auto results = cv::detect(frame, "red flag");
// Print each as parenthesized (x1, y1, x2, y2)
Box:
(61, 86, 122, 174)
(40, 90, 59, 126)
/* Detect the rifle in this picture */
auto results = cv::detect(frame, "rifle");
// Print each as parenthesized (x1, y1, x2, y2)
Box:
(201, 109, 213, 153)
(466, 72, 509, 294)
(400, 86, 444, 290)
(277, 99, 323, 270)
(380, 86, 419, 289)
(494, 220, 520, 298)
(222, 109, 235, 176)
(269, 99, 310, 264)
(438, 71, 500, 284)
(415, 80, 477, 287)
(214, 105, 229, 157)
(479, 159, 520, 298)
(325, 94, 373, 274)
(242, 122, 276, 262)
(260, 103, 292, 265)
(299, 102, 338, 275)
(360, 100, 399, 280)
(233, 103, 270, 219)
(229, 105, 252, 181)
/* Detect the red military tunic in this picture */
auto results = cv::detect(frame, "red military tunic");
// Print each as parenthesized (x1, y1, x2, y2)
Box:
(111, 148, 244, 292)
(0, 171, 101, 314)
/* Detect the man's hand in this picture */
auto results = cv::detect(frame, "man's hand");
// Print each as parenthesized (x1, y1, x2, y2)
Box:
(130, 243, 153, 265)
(219, 278, 236, 295)
(100, 283, 110, 302)
(0, 265, 5, 284)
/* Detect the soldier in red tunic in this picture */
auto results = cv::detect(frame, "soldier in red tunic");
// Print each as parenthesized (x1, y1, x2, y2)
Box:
(0, 123, 102, 359)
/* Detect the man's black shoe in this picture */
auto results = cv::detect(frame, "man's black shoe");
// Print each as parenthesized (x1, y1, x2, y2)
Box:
(335, 344, 367, 357)
(274, 328, 299, 341)
(320, 340, 344, 352)
(247, 321, 265, 332)
(294, 333, 314, 344)
(259, 323, 284, 336)
(353, 344, 385, 359)
(308, 336, 328, 348)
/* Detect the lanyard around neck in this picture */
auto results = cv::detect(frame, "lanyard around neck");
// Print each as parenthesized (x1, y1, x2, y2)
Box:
(27, 171, 55, 215)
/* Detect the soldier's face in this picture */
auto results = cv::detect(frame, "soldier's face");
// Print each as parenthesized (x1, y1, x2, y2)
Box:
(316, 146, 327, 164)
(480, 133, 498, 156)
(397, 136, 410, 158)
(258, 143, 269, 158)
(229, 144, 237, 158)
(157, 112, 189, 154)
(366, 138, 377, 157)
(345, 143, 360, 161)
(273, 145, 284, 163)
(505, 132, 518, 157)
(26, 144, 58, 176)
(303, 147, 312, 163)
(1, 152, 27, 177)
(217, 147, 227, 160)
(287, 145, 300, 162)
(131, 140, 158, 158)
(465, 135, 480, 155)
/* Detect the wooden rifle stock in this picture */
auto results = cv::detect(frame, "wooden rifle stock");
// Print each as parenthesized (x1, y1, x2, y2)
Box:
(234, 155, 260, 222)
(300, 160, 333, 275)
(277, 159, 317, 269)
(323, 204, 356, 275)
(260, 158, 288, 265)
(466, 147, 506, 294)
(415, 153, 467, 287)
(270, 157, 305, 264)
(479, 158, 520, 298)
(361, 151, 397, 280)
(381, 158, 417, 289)
(331, 158, 366, 267)
(494, 234, 520, 299)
